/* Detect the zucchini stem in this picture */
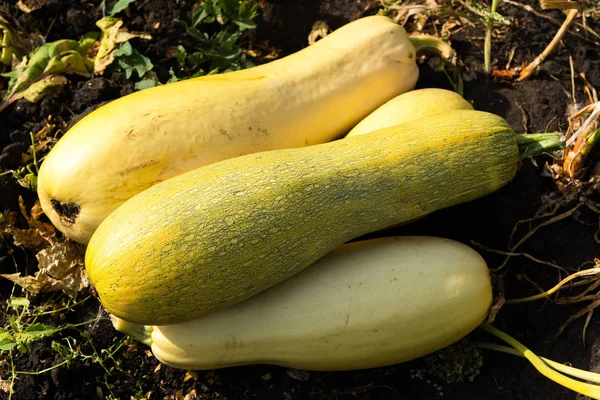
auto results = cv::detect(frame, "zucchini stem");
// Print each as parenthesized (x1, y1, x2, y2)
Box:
(517, 132, 564, 159)
(409, 36, 463, 95)
(479, 323, 600, 399)
(409, 36, 457, 64)
(474, 341, 600, 384)
(110, 315, 153, 346)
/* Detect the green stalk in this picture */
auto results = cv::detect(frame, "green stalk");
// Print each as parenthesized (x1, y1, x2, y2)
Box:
(409, 36, 462, 95)
(484, 0, 500, 73)
(409, 36, 457, 64)
(475, 342, 600, 384)
(517, 132, 564, 159)
(506, 267, 600, 304)
(111, 315, 153, 346)
(480, 323, 600, 399)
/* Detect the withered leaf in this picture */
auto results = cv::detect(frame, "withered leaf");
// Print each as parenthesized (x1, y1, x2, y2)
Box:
(1, 242, 88, 297)
(94, 17, 152, 75)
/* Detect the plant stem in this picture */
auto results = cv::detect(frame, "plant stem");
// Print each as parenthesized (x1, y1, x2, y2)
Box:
(506, 267, 600, 304)
(480, 323, 600, 399)
(409, 36, 462, 95)
(484, 0, 500, 73)
(110, 315, 153, 346)
(517, 132, 564, 159)
(409, 35, 456, 64)
(517, 9, 578, 81)
(475, 341, 600, 384)
(15, 358, 70, 375)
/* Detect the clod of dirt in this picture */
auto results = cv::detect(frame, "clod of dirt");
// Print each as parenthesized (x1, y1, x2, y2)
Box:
(0, 142, 29, 170)
(9, 130, 30, 144)
(0, 176, 25, 211)
(72, 78, 116, 113)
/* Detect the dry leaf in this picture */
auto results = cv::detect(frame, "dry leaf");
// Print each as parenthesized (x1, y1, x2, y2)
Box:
(13, 75, 69, 103)
(183, 371, 198, 382)
(94, 17, 152, 74)
(0, 379, 11, 393)
(1, 206, 56, 251)
(17, 0, 45, 13)
(184, 390, 197, 400)
(411, 13, 429, 32)
(308, 21, 330, 45)
(2, 198, 58, 250)
(1, 242, 88, 297)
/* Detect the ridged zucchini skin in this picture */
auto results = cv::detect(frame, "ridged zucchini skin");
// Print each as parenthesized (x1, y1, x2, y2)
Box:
(85, 110, 517, 325)
(113, 236, 493, 371)
(37, 15, 419, 244)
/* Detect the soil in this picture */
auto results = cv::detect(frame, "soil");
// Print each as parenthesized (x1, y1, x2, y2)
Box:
(1, 0, 599, 399)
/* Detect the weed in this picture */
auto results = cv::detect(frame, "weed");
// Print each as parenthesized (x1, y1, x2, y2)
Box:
(172, 0, 259, 78)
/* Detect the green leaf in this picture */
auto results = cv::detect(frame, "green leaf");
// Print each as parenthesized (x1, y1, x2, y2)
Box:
(2, 38, 93, 103)
(8, 297, 30, 309)
(114, 41, 153, 79)
(0, 330, 16, 352)
(51, 340, 70, 356)
(24, 323, 58, 339)
(173, 45, 187, 66)
(0, 341, 17, 352)
(107, 0, 137, 17)
(167, 67, 180, 83)
(17, 343, 27, 354)
(134, 78, 157, 91)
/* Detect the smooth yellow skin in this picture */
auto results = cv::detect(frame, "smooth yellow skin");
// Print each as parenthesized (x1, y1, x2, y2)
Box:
(37, 15, 419, 244)
(112, 236, 493, 371)
(86, 110, 517, 325)
(347, 88, 474, 137)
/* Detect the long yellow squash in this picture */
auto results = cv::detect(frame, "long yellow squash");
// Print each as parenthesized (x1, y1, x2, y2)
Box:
(86, 110, 518, 325)
(37, 15, 419, 244)
(113, 236, 493, 371)
(346, 88, 473, 137)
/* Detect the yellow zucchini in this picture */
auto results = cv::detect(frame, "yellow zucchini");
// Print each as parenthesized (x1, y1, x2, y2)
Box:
(37, 15, 419, 244)
(113, 236, 492, 371)
(86, 109, 517, 325)
(346, 88, 473, 137)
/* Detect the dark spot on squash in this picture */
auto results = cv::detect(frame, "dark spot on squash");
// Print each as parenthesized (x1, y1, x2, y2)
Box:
(50, 199, 80, 227)
(220, 129, 233, 141)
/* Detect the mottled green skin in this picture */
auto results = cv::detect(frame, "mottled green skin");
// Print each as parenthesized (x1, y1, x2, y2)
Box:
(86, 110, 517, 325)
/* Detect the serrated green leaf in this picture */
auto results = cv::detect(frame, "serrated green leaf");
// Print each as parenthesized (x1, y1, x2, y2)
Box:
(24, 323, 58, 339)
(0, 341, 16, 352)
(114, 41, 153, 79)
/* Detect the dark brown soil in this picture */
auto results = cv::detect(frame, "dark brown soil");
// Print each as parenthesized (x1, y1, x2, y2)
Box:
(1, 1, 600, 399)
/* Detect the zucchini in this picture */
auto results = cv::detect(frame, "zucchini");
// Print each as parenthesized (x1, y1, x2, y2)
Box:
(37, 15, 420, 244)
(86, 109, 517, 325)
(346, 88, 473, 137)
(113, 236, 493, 371)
